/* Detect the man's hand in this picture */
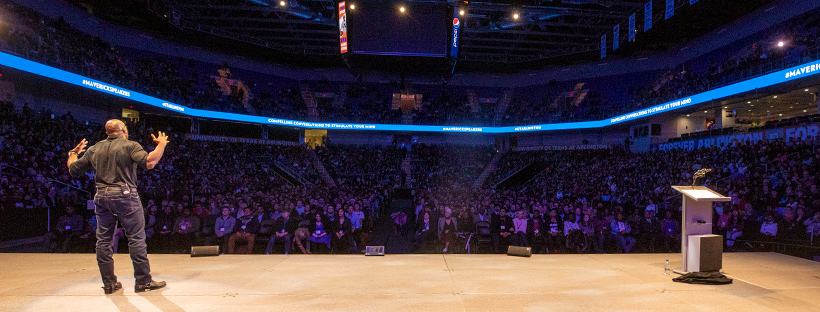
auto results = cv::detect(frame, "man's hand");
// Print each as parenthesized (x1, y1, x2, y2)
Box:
(71, 139, 88, 155)
(151, 132, 169, 145)
(146, 132, 170, 169)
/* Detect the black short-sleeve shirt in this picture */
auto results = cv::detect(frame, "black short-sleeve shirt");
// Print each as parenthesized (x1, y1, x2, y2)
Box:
(69, 135, 149, 188)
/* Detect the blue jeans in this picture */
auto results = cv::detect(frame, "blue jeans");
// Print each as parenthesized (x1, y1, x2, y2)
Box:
(612, 233, 636, 253)
(265, 233, 292, 254)
(94, 186, 152, 286)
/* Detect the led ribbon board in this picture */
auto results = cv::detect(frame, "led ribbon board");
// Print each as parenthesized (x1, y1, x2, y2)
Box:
(1, 51, 818, 133)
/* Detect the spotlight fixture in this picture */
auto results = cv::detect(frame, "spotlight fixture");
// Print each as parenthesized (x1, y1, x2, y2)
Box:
(400, 6, 405, 13)
(459, 9, 465, 16)
(513, 13, 519, 19)
(279, 0, 286, 6)
(350, 4, 355, 9)
(777, 41, 784, 47)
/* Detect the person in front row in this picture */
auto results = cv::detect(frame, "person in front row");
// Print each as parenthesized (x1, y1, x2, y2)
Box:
(266, 209, 298, 254)
(332, 208, 353, 254)
(416, 211, 436, 251)
(511, 210, 530, 247)
(611, 212, 636, 253)
(530, 210, 547, 253)
(309, 212, 331, 253)
(438, 208, 458, 253)
(45, 206, 85, 253)
(211, 207, 235, 254)
(492, 208, 514, 253)
(228, 207, 260, 254)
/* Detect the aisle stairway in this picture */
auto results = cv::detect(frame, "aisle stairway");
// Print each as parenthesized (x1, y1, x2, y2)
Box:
(472, 151, 502, 188)
(493, 90, 512, 125)
(308, 149, 336, 186)
(300, 84, 319, 122)
(401, 156, 412, 187)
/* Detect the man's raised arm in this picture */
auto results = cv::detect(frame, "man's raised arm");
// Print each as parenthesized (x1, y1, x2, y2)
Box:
(146, 132, 169, 170)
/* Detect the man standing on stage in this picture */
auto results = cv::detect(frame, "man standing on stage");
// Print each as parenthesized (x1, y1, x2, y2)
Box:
(68, 119, 168, 294)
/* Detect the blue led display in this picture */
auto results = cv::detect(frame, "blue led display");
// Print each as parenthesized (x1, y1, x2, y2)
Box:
(1, 51, 818, 133)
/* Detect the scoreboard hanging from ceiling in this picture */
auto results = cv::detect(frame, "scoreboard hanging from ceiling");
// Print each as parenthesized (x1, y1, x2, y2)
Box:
(340, 1, 451, 57)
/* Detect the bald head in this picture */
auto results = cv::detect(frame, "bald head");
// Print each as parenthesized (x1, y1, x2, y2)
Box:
(105, 119, 127, 137)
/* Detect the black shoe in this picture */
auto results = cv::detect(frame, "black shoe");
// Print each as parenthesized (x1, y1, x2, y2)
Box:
(135, 280, 167, 293)
(103, 282, 122, 294)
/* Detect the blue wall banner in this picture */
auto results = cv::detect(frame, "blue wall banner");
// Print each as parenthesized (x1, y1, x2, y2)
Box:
(613, 24, 620, 51)
(656, 123, 820, 151)
(1, 52, 820, 134)
(645, 1, 653, 31)
(665, 0, 674, 20)
(628, 14, 636, 42)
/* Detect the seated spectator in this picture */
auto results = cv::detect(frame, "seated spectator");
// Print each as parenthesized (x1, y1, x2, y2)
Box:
(579, 213, 596, 254)
(610, 212, 636, 253)
(228, 207, 260, 254)
(457, 208, 474, 234)
(804, 211, 820, 241)
(210, 207, 235, 254)
(266, 209, 298, 254)
(530, 209, 547, 253)
(154, 205, 175, 253)
(45, 206, 84, 253)
(661, 211, 680, 253)
(144, 205, 158, 242)
(415, 211, 436, 251)
(564, 212, 585, 253)
(638, 210, 660, 253)
(491, 208, 514, 253)
(511, 209, 530, 248)
(473, 207, 491, 225)
(173, 208, 201, 253)
(192, 203, 209, 220)
(760, 214, 778, 237)
(438, 208, 458, 253)
(779, 208, 803, 240)
(545, 211, 564, 254)
(593, 211, 611, 254)
(332, 208, 353, 254)
(725, 209, 744, 250)
(309, 212, 331, 253)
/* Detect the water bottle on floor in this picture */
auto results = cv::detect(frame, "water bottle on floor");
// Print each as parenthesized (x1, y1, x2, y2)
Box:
(664, 259, 671, 275)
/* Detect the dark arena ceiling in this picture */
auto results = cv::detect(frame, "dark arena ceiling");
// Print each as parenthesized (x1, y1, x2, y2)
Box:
(73, 0, 777, 71)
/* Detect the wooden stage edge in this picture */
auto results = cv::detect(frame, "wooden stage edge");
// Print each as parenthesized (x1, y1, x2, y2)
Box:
(1, 252, 819, 312)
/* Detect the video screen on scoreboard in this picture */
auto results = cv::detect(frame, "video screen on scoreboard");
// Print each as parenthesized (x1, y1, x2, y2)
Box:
(345, 1, 450, 57)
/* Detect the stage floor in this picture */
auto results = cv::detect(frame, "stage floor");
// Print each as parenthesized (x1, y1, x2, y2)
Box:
(0, 252, 818, 312)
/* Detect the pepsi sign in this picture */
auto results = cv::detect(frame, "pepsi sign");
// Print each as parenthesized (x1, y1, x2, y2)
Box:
(450, 10, 461, 58)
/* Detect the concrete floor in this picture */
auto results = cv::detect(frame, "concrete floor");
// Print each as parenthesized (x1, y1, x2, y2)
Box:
(0, 252, 818, 311)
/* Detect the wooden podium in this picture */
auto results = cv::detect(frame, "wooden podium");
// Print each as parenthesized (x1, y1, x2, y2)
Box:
(671, 186, 731, 273)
